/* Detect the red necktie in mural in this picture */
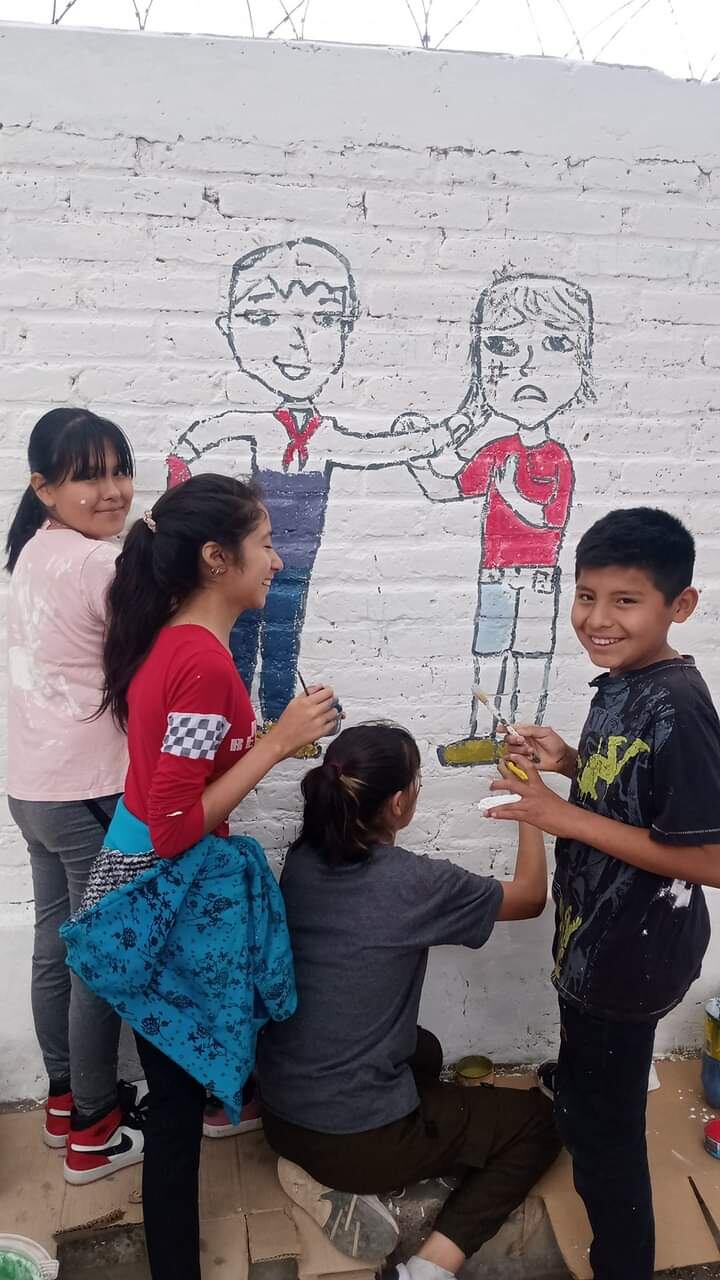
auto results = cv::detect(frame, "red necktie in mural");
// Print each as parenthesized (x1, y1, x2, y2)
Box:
(276, 408, 322, 472)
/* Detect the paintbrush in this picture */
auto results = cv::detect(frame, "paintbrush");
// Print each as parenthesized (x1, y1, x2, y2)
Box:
(299, 670, 343, 738)
(472, 687, 541, 776)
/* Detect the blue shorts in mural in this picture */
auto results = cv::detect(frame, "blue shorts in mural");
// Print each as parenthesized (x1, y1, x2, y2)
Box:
(473, 566, 561, 657)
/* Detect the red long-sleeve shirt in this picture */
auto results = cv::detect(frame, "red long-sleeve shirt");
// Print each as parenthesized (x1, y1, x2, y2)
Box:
(124, 625, 256, 858)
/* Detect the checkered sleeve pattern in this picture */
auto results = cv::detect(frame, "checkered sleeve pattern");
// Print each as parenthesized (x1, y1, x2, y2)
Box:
(161, 712, 231, 760)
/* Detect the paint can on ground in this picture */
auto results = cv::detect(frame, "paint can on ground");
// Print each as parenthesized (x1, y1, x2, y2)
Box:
(0, 1237, 58, 1280)
(702, 998, 720, 1108)
(454, 1055, 494, 1087)
(704, 1118, 720, 1160)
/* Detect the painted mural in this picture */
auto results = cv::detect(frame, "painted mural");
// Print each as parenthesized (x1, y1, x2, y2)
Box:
(168, 253, 593, 765)
(401, 271, 594, 767)
(167, 237, 448, 751)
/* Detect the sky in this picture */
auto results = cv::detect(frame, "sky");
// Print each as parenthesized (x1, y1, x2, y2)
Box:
(1, 0, 720, 81)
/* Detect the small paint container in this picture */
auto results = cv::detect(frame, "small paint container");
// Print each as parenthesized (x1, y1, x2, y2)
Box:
(454, 1055, 494, 1087)
(704, 1118, 720, 1159)
(477, 793, 522, 813)
(0, 1235, 58, 1280)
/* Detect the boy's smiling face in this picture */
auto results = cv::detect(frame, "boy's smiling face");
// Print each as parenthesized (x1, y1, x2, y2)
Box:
(571, 565, 698, 674)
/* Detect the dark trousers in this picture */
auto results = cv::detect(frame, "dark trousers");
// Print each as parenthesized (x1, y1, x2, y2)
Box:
(263, 1028, 560, 1258)
(231, 564, 313, 723)
(554, 1000, 658, 1280)
(135, 1035, 206, 1280)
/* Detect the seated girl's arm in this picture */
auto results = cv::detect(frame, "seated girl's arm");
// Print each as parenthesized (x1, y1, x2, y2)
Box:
(496, 822, 548, 921)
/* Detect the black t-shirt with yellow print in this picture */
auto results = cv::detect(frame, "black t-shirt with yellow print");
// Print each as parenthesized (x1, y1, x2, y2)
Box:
(553, 657, 719, 1022)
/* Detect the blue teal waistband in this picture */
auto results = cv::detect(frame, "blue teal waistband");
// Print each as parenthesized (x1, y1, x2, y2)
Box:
(105, 797, 153, 855)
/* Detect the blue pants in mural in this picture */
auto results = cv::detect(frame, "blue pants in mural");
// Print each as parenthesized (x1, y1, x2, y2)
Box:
(230, 467, 329, 724)
(231, 565, 313, 723)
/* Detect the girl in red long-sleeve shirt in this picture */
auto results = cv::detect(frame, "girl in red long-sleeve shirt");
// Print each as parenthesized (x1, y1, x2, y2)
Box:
(67, 473, 337, 1280)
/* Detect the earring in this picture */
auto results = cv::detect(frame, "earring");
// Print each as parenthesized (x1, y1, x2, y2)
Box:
(210, 566, 226, 578)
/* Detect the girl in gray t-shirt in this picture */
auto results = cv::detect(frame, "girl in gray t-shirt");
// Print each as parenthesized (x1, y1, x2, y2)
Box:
(258, 722, 560, 1280)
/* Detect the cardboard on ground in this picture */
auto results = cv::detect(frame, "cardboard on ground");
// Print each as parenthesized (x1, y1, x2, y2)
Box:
(0, 1059, 718, 1279)
(534, 1057, 720, 1278)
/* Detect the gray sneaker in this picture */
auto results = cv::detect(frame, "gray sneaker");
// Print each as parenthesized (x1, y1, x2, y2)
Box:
(278, 1157, 400, 1263)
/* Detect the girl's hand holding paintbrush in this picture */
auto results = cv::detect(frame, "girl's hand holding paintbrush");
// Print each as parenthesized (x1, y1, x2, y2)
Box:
(297, 671, 344, 741)
(268, 683, 339, 759)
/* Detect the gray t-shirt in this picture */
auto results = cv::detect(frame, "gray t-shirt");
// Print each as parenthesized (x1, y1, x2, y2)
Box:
(257, 840, 503, 1134)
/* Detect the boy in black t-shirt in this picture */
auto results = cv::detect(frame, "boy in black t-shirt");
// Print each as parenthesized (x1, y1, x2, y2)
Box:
(486, 507, 720, 1280)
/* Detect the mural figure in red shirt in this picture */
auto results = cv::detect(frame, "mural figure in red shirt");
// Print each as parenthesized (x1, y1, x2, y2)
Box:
(404, 271, 594, 767)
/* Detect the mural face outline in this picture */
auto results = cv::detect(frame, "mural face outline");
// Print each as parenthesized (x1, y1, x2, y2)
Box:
(216, 237, 357, 405)
(472, 274, 593, 433)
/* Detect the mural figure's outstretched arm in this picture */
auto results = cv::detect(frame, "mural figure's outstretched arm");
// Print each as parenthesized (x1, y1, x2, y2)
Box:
(169, 412, 256, 479)
(407, 458, 463, 502)
(400, 410, 479, 503)
(327, 412, 451, 469)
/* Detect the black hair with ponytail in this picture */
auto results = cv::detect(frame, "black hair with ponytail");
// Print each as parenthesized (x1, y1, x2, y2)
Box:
(100, 472, 263, 731)
(291, 723, 421, 867)
(6, 408, 135, 572)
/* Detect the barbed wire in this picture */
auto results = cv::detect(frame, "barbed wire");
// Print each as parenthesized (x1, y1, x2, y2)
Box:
(130, 0, 154, 30)
(42, 0, 720, 83)
(50, 0, 80, 22)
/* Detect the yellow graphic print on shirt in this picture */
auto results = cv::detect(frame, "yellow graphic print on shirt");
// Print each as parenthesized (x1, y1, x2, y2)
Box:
(553, 900, 583, 980)
(554, 735, 650, 981)
(576, 735, 650, 802)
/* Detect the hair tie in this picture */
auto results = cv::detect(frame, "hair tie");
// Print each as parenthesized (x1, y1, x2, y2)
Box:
(143, 510, 157, 534)
(326, 760, 343, 777)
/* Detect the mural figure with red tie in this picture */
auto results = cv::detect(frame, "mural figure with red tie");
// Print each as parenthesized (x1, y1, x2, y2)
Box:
(167, 237, 446, 747)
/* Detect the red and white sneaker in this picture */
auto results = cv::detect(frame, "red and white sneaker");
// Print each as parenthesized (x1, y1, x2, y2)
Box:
(64, 1102, 144, 1185)
(43, 1088, 74, 1149)
(43, 1078, 147, 1152)
(203, 1094, 263, 1139)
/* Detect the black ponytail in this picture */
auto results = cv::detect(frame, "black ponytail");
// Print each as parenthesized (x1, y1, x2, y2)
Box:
(6, 487, 49, 572)
(291, 723, 421, 867)
(100, 472, 263, 731)
(6, 407, 134, 572)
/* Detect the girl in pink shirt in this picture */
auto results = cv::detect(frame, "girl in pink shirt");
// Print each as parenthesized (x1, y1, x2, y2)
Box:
(5, 407, 145, 1182)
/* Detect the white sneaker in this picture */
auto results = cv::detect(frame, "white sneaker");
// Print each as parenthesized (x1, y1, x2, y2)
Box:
(277, 1157, 399, 1263)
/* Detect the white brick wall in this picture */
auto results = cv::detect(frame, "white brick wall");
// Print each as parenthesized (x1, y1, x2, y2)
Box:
(1, 22, 720, 1098)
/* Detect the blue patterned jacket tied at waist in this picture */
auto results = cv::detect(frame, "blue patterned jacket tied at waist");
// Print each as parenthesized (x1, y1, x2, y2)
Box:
(61, 799, 296, 1122)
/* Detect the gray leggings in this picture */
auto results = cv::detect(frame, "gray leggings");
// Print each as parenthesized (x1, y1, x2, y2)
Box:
(10, 794, 122, 1117)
